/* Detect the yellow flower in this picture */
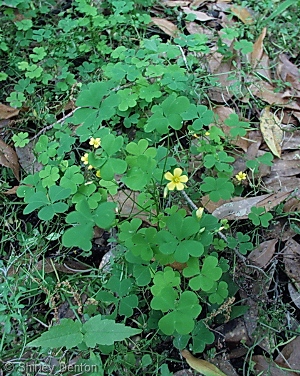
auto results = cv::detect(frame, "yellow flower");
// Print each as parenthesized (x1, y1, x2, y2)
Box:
(205, 131, 210, 136)
(235, 171, 247, 182)
(164, 168, 188, 191)
(88, 164, 94, 170)
(196, 207, 204, 219)
(89, 137, 101, 148)
(96, 170, 101, 178)
(81, 153, 89, 165)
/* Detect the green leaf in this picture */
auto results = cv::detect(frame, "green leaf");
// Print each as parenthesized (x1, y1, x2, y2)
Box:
(48, 185, 72, 202)
(201, 177, 234, 201)
(158, 291, 201, 335)
(38, 202, 69, 221)
(93, 202, 116, 229)
(23, 191, 49, 214)
(106, 276, 133, 297)
(62, 223, 94, 251)
(119, 294, 139, 317)
(174, 240, 204, 263)
(192, 321, 215, 353)
(101, 134, 124, 156)
(60, 166, 84, 194)
(151, 286, 177, 312)
(190, 256, 222, 291)
(27, 319, 83, 349)
(83, 316, 142, 347)
(133, 264, 152, 286)
(167, 213, 200, 240)
(76, 81, 113, 108)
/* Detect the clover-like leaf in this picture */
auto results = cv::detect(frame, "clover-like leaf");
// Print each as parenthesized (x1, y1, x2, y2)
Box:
(189, 256, 222, 291)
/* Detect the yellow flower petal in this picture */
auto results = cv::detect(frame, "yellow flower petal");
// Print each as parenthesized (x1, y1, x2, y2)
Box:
(179, 175, 188, 183)
(173, 168, 183, 177)
(167, 181, 176, 190)
(175, 182, 185, 190)
(164, 171, 174, 181)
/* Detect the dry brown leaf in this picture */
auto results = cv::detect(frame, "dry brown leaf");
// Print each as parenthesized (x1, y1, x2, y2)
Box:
(283, 197, 300, 213)
(15, 140, 43, 174)
(191, 0, 207, 6)
(211, 191, 291, 220)
(181, 7, 215, 21)
(248, 239, 277, 268)
(252, 355, 297, 376)
(292, 111, 300, 122)
(250, 27, 267, 68)
(263, 175, 300, 193)
(288, 283, 300, 310)
(36, 258, 92, 274)
(281, 127, 300, 150)
(275, 336, 300, 371)
(230, 5, 254, 24)
(250, 82, 300, 111)
(108, 189, 155, 224)
(269, 158, 300, 178)
(162, 0, 190, 6)
(185, 22, 215, 37)
(181, 350, 228, 376)
(0, 138, 20, 180)
(283, 239, 300, 290)
(151, 17, 179, 37)
(3, 186, 18, 195)
(207, 41, 237, 103)
(173, 370, 196, 376)
(213, 106, 249, 151)
(260, 106, 283, 158)
(0, 103, 19, 120)
(277, 54, 300, 92)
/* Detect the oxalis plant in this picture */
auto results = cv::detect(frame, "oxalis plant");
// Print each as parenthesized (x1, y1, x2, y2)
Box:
(12, 17, 273, 372)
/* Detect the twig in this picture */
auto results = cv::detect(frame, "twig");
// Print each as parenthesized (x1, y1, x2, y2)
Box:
(177, 45, 189, 71)
(30, 107, 80, 141)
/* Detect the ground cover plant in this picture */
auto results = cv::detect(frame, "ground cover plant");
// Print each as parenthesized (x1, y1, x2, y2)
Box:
(1, 0, 300, 375)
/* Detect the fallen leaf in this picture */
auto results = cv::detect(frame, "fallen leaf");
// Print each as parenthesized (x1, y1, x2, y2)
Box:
(191, 0, 207, 6)
(185, 22, 215, 37)
(3, 186, 18, 195)
(250, 27, 267, 68)
(181, 350, 228, 376)
(15, 140, 43, 174)
(151, 17, 179, 37)
(0, 138, 20, 180)
(277, 54, 300, 92)
(213, 106, 249, 151)
(0, 103, 19, 120)
(288, 283, 300, 310)
(263, 175, 300, 193)
(230, 5, 254, 24)
(107, 189, 155, 224)
(162, 0, 190, 6)
(248, 239, 277, 268)
(283, 239, 300, 290)
(211, 192, 291, 220)
(250, 82, 300, 111)
(275, 336, 300, 371)
(252, 355, 296, 376)
(181, 7, 215, 21)
(207, 41, 237, 103)
(260, 106, 283, 158)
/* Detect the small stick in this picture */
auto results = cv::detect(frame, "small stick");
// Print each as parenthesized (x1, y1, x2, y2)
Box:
(30, 107, 80, 141)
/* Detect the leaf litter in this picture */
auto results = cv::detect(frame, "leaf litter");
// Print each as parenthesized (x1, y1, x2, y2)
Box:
(3, 0, 300, 374)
